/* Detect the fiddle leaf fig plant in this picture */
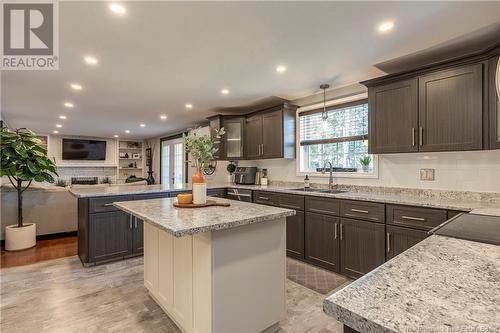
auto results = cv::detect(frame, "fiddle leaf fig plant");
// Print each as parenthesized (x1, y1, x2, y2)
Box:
(183, 127, 225, 172)
(0, 127, 58, 227)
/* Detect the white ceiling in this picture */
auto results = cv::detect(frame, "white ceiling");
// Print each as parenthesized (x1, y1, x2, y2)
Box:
(2, 1, 500, 139)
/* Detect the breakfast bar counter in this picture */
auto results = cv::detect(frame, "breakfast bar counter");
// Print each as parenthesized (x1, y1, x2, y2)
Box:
(113, 197, 295, 333)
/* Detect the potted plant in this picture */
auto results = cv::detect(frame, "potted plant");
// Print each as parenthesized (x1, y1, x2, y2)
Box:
(0, 127, 58, 251)
(183, 127, 224, 204)
(359, 155, 371, 173)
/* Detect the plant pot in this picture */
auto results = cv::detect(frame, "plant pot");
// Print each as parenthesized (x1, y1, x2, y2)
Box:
(5, 223, 36, 251)
(192, 183, 207, 205)
(192, 170, 205, 184)
(362, 166, 369, 173)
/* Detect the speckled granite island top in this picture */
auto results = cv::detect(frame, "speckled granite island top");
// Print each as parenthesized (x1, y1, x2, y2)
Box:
(113, 197, 295, 237)
(323, 235, 500, 333)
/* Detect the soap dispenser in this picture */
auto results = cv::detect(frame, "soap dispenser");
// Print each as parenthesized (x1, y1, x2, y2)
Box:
(304, 175, 310, 188)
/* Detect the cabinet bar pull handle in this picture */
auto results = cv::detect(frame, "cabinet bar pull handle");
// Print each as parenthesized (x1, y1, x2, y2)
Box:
(351, 208, 369, 214)
(334, 223, 338, 239)
(339, 224, 343, 241)
(402, 215, 426, 222)
(134, 220, 137, 228)
(103, 203, 114, 207)
(411, 128, 416, 146)
(280, 204, 301, 210)
(129, 216, 133, 229)
(258, 196, 269, 200)
(387, 232, 391, 253)
(419, 127, 423, 146)
(309, 208, 334, 215)
(261, 144, 264, 155)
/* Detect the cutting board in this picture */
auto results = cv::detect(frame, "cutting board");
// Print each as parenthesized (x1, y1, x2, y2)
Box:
(173, 200, 231, 208)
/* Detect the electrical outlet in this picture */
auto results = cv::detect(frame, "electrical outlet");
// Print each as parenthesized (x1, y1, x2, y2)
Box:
(420, 168, 435, 181)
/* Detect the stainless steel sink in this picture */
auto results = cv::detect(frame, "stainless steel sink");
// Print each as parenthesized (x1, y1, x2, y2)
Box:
(288, 188, 346, 194)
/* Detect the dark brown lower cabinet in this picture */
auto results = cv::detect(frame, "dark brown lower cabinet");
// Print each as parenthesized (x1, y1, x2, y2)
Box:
(305, 213, 340, 272)
(132, 217, 144, 254)
(340, 218, 385, 279)
(386, 225, 427, 260)
(89, 211, 133, 262)
(286, 212, 305, 260)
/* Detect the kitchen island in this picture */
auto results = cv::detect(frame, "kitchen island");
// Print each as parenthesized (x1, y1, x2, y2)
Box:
(323, 234, 500, 332)
(113, 197, 295, 333)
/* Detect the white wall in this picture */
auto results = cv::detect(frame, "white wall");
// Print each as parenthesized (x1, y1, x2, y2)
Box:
(238, 150, 500, 193)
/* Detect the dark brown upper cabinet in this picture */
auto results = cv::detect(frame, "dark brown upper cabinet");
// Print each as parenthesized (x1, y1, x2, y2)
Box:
(363, 44, 500, 154)
(418, 64, 483, 152)
(489, 53, 500, 149)
(207, 115, 246, 160)
(208, 103, 297, 160)
(368, 78, 418, 153)
(245, 104, 297, 160)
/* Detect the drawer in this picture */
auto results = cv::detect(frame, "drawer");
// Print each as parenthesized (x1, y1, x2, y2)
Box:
(278, 193, 305, 211)
(305, 196, 340, 216)
(89, 195, 131, 213)
(340, 200, 385, 223)
(253, 191, 279, 206)
(386, 204, 448, 231)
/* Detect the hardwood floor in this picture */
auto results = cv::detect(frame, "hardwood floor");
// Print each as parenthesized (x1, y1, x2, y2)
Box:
(0, 256, 347, 333)
(1, 236, 78, 268)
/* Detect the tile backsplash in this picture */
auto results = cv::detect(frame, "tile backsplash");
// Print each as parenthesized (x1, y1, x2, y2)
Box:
(240, 150, 500, 193)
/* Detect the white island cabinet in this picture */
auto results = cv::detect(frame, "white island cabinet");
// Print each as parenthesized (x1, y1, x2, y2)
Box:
(114, 197, 295, 333)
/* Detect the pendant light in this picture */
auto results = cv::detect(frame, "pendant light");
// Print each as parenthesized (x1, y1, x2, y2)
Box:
(320, 84, 330, 121)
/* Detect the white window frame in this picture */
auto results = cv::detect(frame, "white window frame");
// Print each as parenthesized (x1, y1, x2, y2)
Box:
(295, 92, 378, 179)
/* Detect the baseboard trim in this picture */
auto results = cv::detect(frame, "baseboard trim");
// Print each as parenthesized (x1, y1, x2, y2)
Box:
(1, 231, 77, 247)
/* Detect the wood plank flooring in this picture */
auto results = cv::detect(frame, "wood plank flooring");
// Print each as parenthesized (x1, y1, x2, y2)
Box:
(1, 256, 347, 333)
(1, 236, 78, 268)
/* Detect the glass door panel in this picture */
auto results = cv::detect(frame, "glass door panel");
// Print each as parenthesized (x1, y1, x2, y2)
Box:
(161, 138, 184, 186)
(225, 121, 242, 158)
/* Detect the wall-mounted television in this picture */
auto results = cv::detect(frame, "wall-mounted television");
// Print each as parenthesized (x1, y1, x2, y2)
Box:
(62, 139, 107, 160)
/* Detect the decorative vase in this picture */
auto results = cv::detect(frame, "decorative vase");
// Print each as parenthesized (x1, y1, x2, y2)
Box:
(362, 166, 369, 173)
(192, 170, 205, 184)
(5, 223, 36, 251)
(192, 169, 206, 204)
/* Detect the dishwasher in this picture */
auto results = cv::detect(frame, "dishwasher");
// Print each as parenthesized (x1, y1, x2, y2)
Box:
(227, 188, 253, 202)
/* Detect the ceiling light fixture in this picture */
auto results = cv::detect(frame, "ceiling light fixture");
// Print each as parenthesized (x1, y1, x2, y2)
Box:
(140, 123, 146, 127)
(160, 114, 167, 120)
(70, 83, 82, 90)
(64, 102, 74, 108)
(221, 89, 229, 95)
(125, 130, 130, 134)
(53, 130, 59, 134)
(56, 124, 63, 128)
(378, 21, 394, 32)
(84, 56, 98, 65)
(320, 84, 330, 122)
(114, 135, 119, 138)
(109, 3, 126, 15)
(59, 115, 67, 120)
(185, 104, 193, 109)
(276, 65, 287, 73)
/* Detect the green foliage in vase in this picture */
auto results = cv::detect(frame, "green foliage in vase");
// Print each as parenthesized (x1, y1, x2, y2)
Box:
(0, 127, 58, 227)
(183, 127, 225, 171)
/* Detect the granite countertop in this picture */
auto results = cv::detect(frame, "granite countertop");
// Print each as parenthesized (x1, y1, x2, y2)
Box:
(113, 197, 295, 237)
(68, 182, 500, 212)
(323, 235, 500, 333)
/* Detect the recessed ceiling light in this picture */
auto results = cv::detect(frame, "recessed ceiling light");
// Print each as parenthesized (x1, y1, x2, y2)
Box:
(56, 124, 62, 128)
(109, 3, 126, 15)
(140, 123, 146, 127)
(64, 102, 74, 108)
(125, 130, 130, 134)
(114, 135, 119, 138)
(84, 56, 98, 65)
(160, 114, 167, 120)
(59, 115, 67, 120)
(378, 21, 394, 32)
(70, 83, 82, 90)
(185, 104, 193, 109)
(221, 89, 229, 95)
(53, 130, 59, 134)
(276, 65, 287, 73)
